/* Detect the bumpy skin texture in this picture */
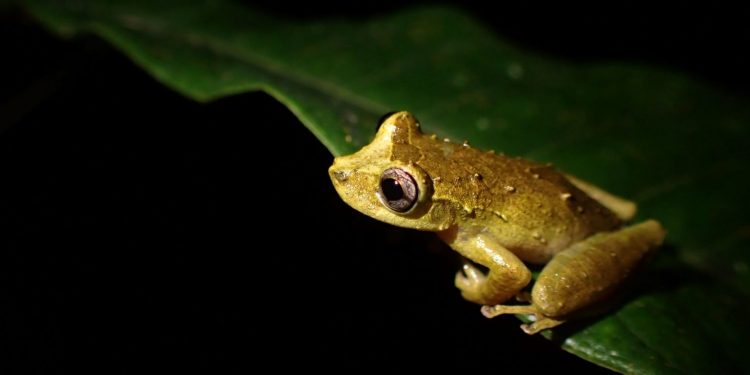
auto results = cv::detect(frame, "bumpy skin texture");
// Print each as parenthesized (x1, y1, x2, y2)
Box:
(329, 112, 665, 334)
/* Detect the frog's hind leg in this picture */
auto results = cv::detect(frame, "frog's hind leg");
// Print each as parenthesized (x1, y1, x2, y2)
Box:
(536, 220, 664, 329)
(480, 305, 564, 334)
(482, 220, 665, 335)
(564, 174, 637, 221)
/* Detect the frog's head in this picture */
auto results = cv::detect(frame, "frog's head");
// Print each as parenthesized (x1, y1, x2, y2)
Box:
(329, 111, 456, 231)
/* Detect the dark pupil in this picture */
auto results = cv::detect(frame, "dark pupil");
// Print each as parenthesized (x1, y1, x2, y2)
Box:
(381, 178, 404, 201)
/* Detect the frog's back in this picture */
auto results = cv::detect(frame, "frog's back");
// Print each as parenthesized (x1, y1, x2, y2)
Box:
(411, 134, 622, 263)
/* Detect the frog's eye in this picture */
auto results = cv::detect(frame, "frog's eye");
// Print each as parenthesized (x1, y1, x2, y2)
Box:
(378, 167, 419, 213)
(376, 111, 399, 132)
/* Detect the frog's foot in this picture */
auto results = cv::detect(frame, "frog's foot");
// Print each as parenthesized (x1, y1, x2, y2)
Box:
(454, 262, 489, 304)
(480, 304, 536, 318)
(480, 304, 564, 335)
(520, 317, 564, 335)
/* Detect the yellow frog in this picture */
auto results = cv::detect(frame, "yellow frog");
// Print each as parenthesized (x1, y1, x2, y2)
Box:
(328, 111, 665, 334)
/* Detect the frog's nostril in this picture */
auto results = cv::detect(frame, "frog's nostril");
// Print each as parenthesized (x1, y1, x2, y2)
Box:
(332, 169, 350, 182)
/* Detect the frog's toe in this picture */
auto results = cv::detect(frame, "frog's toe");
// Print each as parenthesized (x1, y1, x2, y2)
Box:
(454, 263, 486, 291)
(520, 316, 564, 335)
(454, 270, 474, 292)
(460, 262, 485, 282)
(455, 263, 490, 304)
(480, 304, 536, 318)
(481, 304, 564, 334)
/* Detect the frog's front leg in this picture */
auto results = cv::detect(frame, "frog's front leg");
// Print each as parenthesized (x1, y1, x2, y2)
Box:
(438, 226, 532, 305)
(483, 220, 666, 334)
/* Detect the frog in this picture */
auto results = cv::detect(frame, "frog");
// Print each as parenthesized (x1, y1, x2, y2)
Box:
(328, 111, 666, 334)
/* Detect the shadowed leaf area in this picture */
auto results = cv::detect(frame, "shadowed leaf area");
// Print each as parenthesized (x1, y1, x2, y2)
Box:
(24, 0, 750, 373)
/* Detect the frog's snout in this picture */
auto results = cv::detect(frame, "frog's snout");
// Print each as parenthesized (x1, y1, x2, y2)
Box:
(331, 168, 350, 183)
(328, 161, 351, 185)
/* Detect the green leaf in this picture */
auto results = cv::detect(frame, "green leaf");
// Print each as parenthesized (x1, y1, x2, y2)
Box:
(23, 1, 750, 373)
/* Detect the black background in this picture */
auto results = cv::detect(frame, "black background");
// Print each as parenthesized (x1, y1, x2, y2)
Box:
(2, 2, 748, 373)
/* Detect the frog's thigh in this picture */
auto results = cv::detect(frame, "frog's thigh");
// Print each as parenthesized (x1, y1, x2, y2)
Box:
(532, 220, 666, 319)
(441, 229, 532, 306)
(564, 174, 637, 221)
